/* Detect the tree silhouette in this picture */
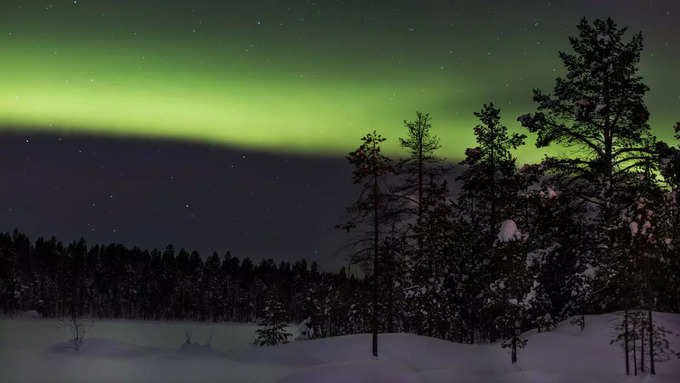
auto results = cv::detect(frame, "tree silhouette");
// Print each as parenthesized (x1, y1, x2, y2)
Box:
(456, 103, 525, 343)
(518, 17, 663, 375)
(517, 17, 656, 243)
(338, 130, 393, 357)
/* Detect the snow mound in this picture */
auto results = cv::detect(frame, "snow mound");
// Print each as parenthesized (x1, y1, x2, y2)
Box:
(48, 338, 158, 358)
(17, 310, 41, 319)
(498, 219, 522, 242)
(277, 360, 422, 383)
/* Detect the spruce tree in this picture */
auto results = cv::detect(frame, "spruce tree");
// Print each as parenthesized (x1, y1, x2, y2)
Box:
(254, 294, 291, 346)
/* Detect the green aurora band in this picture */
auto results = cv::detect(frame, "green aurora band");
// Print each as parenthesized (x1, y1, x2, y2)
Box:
(1, 1, 678, 161)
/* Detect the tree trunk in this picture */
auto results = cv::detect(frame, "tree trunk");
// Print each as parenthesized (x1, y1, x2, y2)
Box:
(633, 333, 637, 376)
(624, 309, 630, 375)
(648, 310, 655, 375)
(372, 169, 379, 358)
(418, 136, 423, 260)
(386, 257, 394, 333)
(640, 320, 645, 373)
(387, 226, 395, 333)
(511, 333, 517, 364)
(470, 323, 475, 345)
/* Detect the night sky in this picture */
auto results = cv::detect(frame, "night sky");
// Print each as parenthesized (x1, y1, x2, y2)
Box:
(1, 0, 678, 268)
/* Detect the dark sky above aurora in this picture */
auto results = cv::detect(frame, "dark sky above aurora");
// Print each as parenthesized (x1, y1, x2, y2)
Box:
(0, 0, 678, 269)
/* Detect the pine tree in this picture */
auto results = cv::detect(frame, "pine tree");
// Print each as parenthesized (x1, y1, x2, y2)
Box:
(394, 112, 457, 338)
(455, 103, 526, 342)
(518, 18, 656, 195)
(462, 104, 526, 241)
(379, 227, 407, 334)
(338, 131, 393, 357)
(396, 112, 445, 260)
(518, 18, 658, 342)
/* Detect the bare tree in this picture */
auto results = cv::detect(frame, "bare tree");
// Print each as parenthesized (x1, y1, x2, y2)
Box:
(58, 313, 93, 351)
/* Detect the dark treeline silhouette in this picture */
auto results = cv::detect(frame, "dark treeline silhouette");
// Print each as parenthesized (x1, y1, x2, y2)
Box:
(0, 231, 373, 336)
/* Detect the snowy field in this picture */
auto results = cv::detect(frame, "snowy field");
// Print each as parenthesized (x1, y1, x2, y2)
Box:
(1, 312, 679, 382)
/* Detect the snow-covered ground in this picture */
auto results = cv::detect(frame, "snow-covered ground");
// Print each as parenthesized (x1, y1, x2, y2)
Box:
(0, 312, 679, 382)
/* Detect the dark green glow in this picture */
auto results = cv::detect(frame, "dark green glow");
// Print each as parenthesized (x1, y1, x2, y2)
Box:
(1, 1, 678, 160)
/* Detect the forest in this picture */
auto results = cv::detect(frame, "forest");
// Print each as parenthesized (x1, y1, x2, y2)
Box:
(1, 18, 680, 373)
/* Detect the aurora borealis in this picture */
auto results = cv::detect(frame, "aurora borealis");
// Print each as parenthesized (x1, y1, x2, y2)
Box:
(1, 0, 678, 160)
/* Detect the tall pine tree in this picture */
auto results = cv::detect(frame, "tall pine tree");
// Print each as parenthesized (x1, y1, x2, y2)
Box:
(338, 131, 393, 357)
(456, 103, 526, 343)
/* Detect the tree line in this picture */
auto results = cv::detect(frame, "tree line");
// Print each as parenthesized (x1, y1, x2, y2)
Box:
(0, 232, 374, 333)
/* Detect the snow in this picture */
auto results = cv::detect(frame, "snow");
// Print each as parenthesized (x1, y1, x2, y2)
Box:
(582, 264, 598, 279)
(277, 360, 421, 383)
(0, 313, 679, 382)
(630, 221, 639, 236)
(597, 33, 612, 47)
(17, 310, 42, 319)
(540, 187, 559, 199)
(498, 219, 523, 242)
(49, 338, 159, 358)
(176, 342, 224, 358)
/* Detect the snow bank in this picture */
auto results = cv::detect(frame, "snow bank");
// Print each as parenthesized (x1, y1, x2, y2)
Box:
(48, 338, 158, 358)
(1, 313, 679, 383)
(17, 310, 42, 319)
